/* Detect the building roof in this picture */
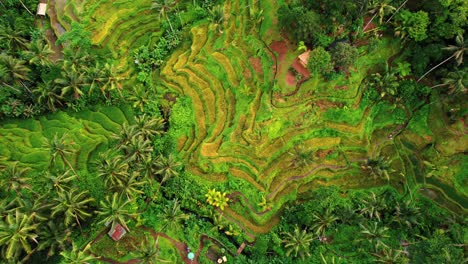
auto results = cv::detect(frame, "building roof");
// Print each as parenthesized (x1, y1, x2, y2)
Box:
(298, 50, 310, 68)
(37, 3, 47, 16)
(108, 223, 127, 241)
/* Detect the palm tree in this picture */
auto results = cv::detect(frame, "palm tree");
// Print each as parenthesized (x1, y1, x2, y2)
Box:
(363, 0, 396, 31)
(60, 243, 98, 264)
(0, 25, 28, 51)
(0, 162, 31, 195)
(44, 133, 77, 174)
(154, 154, 181, 185)
(385, 0, 408, 24)
(137, 156, 158, 182)
(431, 68, 467, 94)
(96, 154, 129, 188)
(96, 192, 136, 232)
(136, 237, 169, 263)
(371, 247, 408, 263)
(205, 189, 230, 210)
(0, 53, 31, 91)
(128, 85, 150, 112)
(61, 48, 91, 70)
(0, 209, 39, 261)
(37, 220, 71, 258)
(362, 156, 393, 182)
(51, 188, 94, 228)
(112, 123, 140, 147)
(33, 80, 64, 112)
(55, 64, 88, 99)
(418, 34, 466, 82)
(360, 222, 389, 250)
(24, 40, 53, 67)
(288, 145, 315, 169)
(359, 192, 384, 221)
(282, 226, 314, 260)
(88, 63, 123, 97)
(121, 135, 153, 163)
(43, 170, 77, 193)
(208, 5, 225, 33)
(11, 195, 51, 224)
(159, 199, 188, 231)
(311, 209, 339, 236)
(134, 114, 165, 140)
(392, 200, 421, 229)
(151, 0, 176, 32)
(116, 172, 146, 201)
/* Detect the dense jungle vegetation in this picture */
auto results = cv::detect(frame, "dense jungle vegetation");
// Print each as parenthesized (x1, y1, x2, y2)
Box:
(0, 0, 466, 263)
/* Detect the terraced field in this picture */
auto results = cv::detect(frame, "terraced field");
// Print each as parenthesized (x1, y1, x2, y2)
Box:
(42, 0, 466, 240)
(48, 0, 161, 70)
(0, 105, 133, 172)
(158, 0, 467, 238)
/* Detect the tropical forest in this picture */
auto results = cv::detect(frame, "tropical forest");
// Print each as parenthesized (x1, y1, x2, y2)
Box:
(0, 0, 466, 263)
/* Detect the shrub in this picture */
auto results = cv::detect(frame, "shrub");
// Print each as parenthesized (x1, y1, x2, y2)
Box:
(307, 47, 334, 75)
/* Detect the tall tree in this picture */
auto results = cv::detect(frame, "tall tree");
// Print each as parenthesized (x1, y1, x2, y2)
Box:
(121, 135, 153, 163)
(33, 80, 64, 112)
(44, 133, 77, 174)
(311, 209, 339, 236)
(0, 25, 28, 51)
(134, 114, 165, 140)
(282, 226, 314, 260)
(431, 68, 467, 94)
(43, 170, 77, 193)
(59, 243, 98, 264)
(96, 153, 129, 188)
(55, 64, 88, 99)
(159, 199, 188, 231)
(24, 40, 53, 67)
(136, 237, 168, 264)
(0, 162, 31, 195)
(0, 209, 38, 261)
(363, 0, 396, 31)
(151, 0, 176, 32)
(116, 172, 146, 201)
(0, 53, 30, 91)
(51, 188, 94, 228)
(418, 34, 466, 82)
(155, 154, 181, 185)
(360, 222, 390, 250)
(95, 192, 136, 232)
(37, 221, 71, 258)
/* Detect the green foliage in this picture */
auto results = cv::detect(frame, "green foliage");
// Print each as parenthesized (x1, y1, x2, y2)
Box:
(205, 189, 230, 210)
(168, 96, 195, 138)
(395, 10, 430, 42)
(277, 5, 320, 43)
(56, 22, 92, 50)
(330, 42, 359, 70)
(307, 47, 333, 75)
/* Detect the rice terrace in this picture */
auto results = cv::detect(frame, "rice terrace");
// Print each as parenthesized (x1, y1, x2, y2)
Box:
(0, 0, 466, 263)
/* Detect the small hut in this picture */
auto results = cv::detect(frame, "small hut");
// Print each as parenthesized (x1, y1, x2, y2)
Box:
(37, 3, 47, 16)
(298, 50, 310, 68)
(108, 223, 127, 241)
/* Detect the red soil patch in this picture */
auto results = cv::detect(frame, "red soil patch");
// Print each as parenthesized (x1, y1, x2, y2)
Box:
(316, 149, 334, 159)
(313, 100, 342, 111)
(335, 85, 348, 90)
(285, 70, 296, 86)
(249, 57, 263, 74)
(269, 40, 288, 63)
(363, 16, 377, 32)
